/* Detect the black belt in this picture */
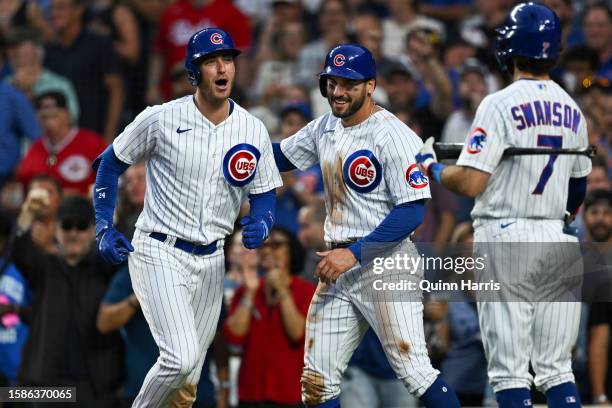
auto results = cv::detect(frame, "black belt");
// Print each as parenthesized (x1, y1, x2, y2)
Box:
(149, 232, 217, 256)
(330, 241, 355, 249)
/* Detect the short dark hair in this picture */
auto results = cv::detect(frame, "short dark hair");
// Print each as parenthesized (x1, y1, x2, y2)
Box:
(319, 0, 349, 15)
(34, 91, 68, 110)
(29, 174, 63, 197)
(563, 46, 600, 70)
(354, 10, 381, 25)
(67, 0, 87, 7)
(584, 1, 612, 23)
(513, 56, 558, 76)
(270, 226, 305, 276)
(584, 189, 612, 212)
(58, 196, 94, 225)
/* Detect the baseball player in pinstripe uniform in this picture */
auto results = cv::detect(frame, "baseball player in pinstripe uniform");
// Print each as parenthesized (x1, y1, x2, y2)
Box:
(416, 3, 591, 408)
(92, 28, 282, 408)
(273, 44, 461, 408)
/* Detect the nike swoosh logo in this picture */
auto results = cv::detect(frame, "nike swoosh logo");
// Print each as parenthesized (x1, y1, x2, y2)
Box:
(322, 129, 335, 134)
(500, 222, 516, 229)
(176, 127, 192, 134)
(95, 187, 108, 192)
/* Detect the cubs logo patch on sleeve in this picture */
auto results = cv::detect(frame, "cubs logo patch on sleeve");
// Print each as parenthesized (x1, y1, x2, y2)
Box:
(466, 127, 487, 154)
(222, 143, 261, 187)
(406, 163, 429, 189)
(342, 149, 382, 193)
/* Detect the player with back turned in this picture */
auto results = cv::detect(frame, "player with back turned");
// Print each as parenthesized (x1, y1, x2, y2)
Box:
(273, 44, 461, 408)
(416, 3, 591, 408)
(92, 28, 282, 408)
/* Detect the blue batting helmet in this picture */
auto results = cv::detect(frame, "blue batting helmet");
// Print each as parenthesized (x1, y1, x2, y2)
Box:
(495, 2, 561, 72)
(185, 28, 241, 86)
(319, 44, 376, 97)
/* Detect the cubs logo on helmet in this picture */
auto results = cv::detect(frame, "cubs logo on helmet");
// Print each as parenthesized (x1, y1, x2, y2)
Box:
(466, 127, 487, 154)
(223, 144, 261, 187)
(210, 33, 223, 45)
(342, 150, 382, 193)
(405, 164, 428, 189)
(333, 54, 345, 67)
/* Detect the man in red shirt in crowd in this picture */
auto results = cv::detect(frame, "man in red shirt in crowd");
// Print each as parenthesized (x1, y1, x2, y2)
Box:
(225, 227, 316, 407)
(17, 91, 106, 196)
(147, 0, 252, 101)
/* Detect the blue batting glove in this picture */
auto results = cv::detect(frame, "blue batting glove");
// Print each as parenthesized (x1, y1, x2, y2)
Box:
(96, 221, 134, 264)
(563, 211, 579, 237)
(562, 224, 579, 237)
(416, 137, 446, 183)
(240, 215, 270, 249)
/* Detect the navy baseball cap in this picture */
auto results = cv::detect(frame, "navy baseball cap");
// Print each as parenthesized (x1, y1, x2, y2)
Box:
(58, 196, 94, 225)
(457, 58, 489, 79)
(5, 27, 40, 46)
(280, 102, 312, 121)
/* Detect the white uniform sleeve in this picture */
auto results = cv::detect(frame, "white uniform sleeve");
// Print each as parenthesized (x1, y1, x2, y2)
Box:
(570, 114, 592, 178)
(279, 119, 319, 171)
(113, 105, 161, 164)
(456, 96, 506, 174)
(382, 129, 431, 205)
(249, 124, 283, 194)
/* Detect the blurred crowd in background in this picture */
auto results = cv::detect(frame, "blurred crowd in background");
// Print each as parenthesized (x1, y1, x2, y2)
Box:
(0, 0, 610, 407)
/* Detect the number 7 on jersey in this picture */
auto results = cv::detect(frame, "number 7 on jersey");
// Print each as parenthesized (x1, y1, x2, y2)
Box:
(532, 134, 562, 195)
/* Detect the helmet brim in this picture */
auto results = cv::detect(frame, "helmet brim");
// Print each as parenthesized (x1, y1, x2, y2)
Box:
(318, 69, 375, 97)
(318, 66, 372, 82)
(190, 48, 241, 63)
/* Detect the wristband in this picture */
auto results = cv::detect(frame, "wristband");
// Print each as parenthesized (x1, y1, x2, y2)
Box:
(428, 162, 447, 184)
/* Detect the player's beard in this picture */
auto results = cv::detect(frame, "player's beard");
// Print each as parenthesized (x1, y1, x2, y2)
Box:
(589, 225, 611, 243)
(328, 88, 367, 119)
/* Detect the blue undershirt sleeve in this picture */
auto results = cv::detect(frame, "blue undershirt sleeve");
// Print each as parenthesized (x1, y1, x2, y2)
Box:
(272, 142, 297, 172)
(92, 145, 130, 232)
(566, 176, 587, 215)
(348, 199, 426, 263)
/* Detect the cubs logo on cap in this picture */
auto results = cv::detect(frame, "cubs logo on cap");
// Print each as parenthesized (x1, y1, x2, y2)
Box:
(466, 127, 486, 154)
(223, 144, 261, 187)
(210, 33, 223, 45)
(406, 163, 428, 189)
(342, 150, 382, 193)
(333, 54, 346, 67)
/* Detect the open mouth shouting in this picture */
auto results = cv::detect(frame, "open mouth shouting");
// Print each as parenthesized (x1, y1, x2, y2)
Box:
(214, 78, 229, 91)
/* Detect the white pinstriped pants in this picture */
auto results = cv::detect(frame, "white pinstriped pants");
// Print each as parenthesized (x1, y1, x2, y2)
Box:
(129, 228, 225, 408)
(301, 240, 439, 405)
(474, 219, 582, 393)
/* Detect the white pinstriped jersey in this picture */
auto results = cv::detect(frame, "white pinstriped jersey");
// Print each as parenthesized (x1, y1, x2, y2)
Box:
(456, 79, 591, 224)
(280, 108, 431, 243)
(112, 96, 282, 244)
